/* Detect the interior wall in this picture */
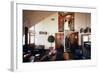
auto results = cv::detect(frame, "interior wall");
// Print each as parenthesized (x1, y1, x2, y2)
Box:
(74, 13, 91, 45)
(34, 12, 58, 49)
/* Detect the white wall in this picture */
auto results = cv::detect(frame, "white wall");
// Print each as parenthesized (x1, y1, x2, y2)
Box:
(75, 13, 91, 45)
(33, 12, 58, 49)
(75, 13, 91, 31)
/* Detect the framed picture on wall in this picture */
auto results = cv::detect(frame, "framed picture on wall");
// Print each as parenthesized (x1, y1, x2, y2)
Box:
(11, 1, 97, 71)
